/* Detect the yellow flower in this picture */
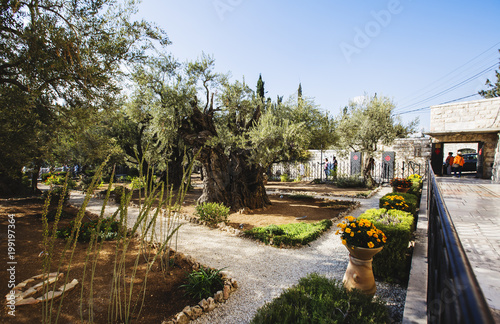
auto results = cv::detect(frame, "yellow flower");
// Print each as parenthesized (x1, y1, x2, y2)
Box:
(350, 232, 354, 237)
(342, 240, 346, 245)
(335, 230, 339, 235)
(345, 228, 351, 234)
(367, 242, 374, 248)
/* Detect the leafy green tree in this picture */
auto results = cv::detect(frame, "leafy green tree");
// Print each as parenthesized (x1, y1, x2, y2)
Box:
(125, 55, 195, 187)
(284, 95, 337, 150)
(336, 94, 417, 186)
(179, 56, 310, 210)
(0, 0, 167, 195)
(479, 50, 500, 98)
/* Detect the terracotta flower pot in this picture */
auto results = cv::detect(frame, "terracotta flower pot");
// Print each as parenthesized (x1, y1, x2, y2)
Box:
(395, 186, 410, 193)
(342, 245, 383, 296)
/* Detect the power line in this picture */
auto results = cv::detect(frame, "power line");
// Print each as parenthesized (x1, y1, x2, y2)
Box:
(395, 93, 482, 116)
(397, 42, 500, 106)
(395, 63, 498, 113)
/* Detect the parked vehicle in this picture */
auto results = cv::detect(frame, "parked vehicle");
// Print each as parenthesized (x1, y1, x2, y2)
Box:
(462, 153, 478, 172)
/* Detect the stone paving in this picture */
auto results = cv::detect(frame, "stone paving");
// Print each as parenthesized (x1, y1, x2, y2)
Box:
(436, 175, 500, 320)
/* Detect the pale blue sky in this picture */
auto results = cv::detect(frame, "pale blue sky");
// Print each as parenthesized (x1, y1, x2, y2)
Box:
(136, 0, 500, 131)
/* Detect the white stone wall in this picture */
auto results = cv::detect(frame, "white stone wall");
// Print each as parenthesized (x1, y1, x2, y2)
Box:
(430, 97, 500, 132)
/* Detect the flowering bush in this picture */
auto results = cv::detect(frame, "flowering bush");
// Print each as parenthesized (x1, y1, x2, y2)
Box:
(407, 174, 422, 181)
(389, 177, 412, 188)
(335, 216, 387, 249)
(379, 193, 415, 214)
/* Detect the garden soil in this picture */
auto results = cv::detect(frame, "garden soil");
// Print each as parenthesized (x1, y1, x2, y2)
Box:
(0, 180, 368, 323)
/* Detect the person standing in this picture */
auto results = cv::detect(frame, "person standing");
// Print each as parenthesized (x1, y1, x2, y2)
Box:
(324, 158, 329, 179)
(332, 156, 338, 172)
(453, 152, 465, 178)
(445, 152, 454, 175)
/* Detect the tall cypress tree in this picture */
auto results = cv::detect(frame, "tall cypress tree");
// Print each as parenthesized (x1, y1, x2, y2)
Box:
(257, 74, 265, 100)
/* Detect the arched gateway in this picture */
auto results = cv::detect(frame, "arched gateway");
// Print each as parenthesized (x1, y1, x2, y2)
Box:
(426, 97, 500, 182)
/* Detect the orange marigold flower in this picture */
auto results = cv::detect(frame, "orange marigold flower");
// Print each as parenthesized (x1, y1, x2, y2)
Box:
(367, 242, 375, 248)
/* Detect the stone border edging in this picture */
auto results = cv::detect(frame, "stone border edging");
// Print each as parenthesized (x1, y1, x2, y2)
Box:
(162, 252, 238, 324)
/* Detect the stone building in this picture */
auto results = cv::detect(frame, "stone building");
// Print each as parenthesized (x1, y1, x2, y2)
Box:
(426, 97, 500, 181)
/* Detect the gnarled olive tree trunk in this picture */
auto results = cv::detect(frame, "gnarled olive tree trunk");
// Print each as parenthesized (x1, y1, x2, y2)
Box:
(180, 99, 270, 211)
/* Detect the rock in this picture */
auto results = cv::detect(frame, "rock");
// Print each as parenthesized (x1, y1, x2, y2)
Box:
(223, 285, 231, 300)
(176, 312, 189, 324)
(13, 278, 35, 290)
(219, 271, 229, 279)
(16, 297, 39, 306)
(198, 298, 209, 311)
(184, 254, 195, 266)
(182, 306, 192, 318)
(19, 287, 37, 299)
(231, 278, 239, 289)
(37, 290, 63, 301)
(214, 290, 223, 303)
(59, 278, 78, 292)
(174, 252, 185, 264)
(207, 297, 216, 311)
(191, 305, 203, 318)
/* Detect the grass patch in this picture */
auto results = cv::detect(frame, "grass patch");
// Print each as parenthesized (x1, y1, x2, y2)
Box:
(245, 220, 332, 247)
(251, 273, 388, 324)
(181, 266, 225, 300)
(286, 194, 315, 200)
(319, 200, 357, 210)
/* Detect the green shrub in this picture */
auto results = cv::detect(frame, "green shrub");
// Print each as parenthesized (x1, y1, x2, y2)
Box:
(181, 266, 225, 300)
(251, 273, 388, 324)
(113, 186, 131, 205)
(287, 194, 315, 200)
(41, 173, 52, 182)
(335, 174, 366, 188)
(280, 174, 290, 182)
(44, 173, 76, 189)
(56, 217, 121, 243)
(379, 192, 418, 215)
(195, 202, 230, 226)
(42, 187, 69, 207)
(245, 220, 332, 247)
(359, 208, 414, 283)
(130, 176, 146, 189)
(406, 176, 423, 199)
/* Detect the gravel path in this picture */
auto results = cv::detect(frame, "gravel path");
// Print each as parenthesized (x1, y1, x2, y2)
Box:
(67, 186, 407, 323)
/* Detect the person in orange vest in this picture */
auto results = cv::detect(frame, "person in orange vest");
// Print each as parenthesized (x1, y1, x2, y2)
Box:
(445, 152, 454, 175)
(453, 152, 465, 178)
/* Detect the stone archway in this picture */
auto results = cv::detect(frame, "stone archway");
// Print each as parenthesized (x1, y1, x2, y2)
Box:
(427, 98, 500, 182)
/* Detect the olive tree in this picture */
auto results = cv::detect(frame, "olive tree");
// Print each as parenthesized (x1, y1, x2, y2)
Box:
(336, 94, 417, 187)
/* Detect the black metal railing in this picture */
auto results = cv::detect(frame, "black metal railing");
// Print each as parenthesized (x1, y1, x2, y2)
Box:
(427, 162, 494, 323)
(270, 160, 425, 184)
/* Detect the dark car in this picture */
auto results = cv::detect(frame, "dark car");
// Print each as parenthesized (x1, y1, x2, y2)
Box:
(462, 153, 478, 172)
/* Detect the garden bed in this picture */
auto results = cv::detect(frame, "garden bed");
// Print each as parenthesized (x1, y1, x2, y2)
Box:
(0, 198, 223, 323)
